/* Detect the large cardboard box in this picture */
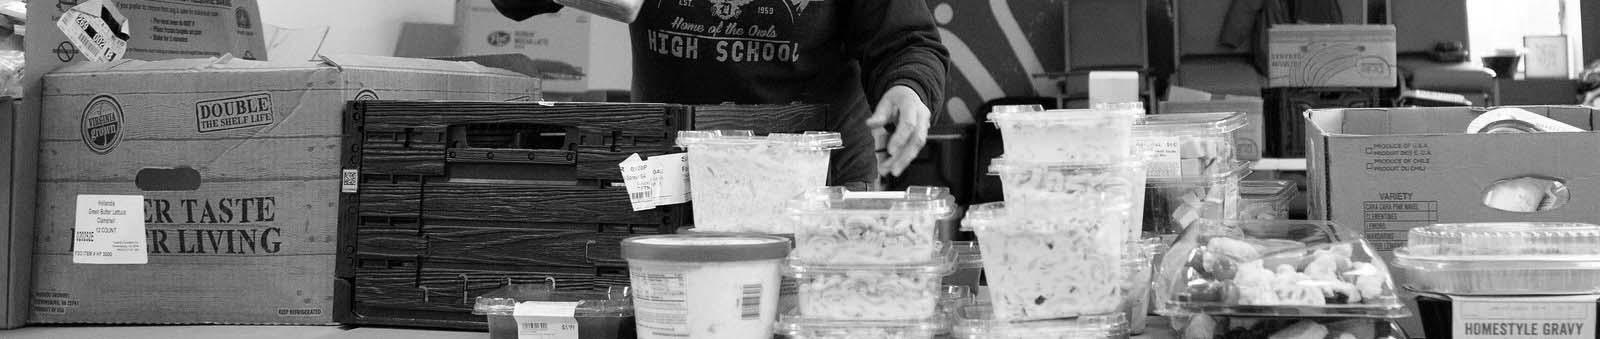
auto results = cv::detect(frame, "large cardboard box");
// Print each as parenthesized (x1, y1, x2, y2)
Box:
(0, 96, 20, 329)
(456, 0, 591, 99)
(1162, 97, 1266, 161)
(30, 55, 539, 324)
(1267, 25, 1397, 88)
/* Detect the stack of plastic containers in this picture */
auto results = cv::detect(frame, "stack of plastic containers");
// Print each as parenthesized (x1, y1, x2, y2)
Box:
(777, 186, 958, 338)
(1239, 180, 1298, 220)
(1133, 112, 1250, 242)
(959, 104, 1143, 338)
(676, 130, 844, 234)
(1154, 220, 1413, 339)
(1392, 222, 1600, 337)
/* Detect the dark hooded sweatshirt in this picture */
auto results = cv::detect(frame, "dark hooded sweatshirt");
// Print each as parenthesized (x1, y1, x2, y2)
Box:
(493, 0, 949, 188)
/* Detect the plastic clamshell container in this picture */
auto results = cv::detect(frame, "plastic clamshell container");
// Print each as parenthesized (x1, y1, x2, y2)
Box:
(774, 312, 946, 339)
(1142, 164, 1250, 238)
(1121, 238, 1163, 335)
(474, 283, 635, 339)
(1173, 313, 1408, 339)
(1393, 222, 1600, 295)
(787, 246, 955, 320)
(942, 241, 983, 291)
(788, 186, 956, 265)
(676, 130, 843, 234)
(1154, 220, 1409, 319)
(963, 202, 1128, 321)
(1239, 180, 1298, 220)
(1132, 112, 1247, 179)
(622, 234, 791, 339)
(988, 158, 1144, 224)
(950, 304, 1124, 339)
(987, 106, 1141, 164)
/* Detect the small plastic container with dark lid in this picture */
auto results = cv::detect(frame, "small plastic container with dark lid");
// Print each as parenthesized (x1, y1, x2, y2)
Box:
(473, 278, 634, 339)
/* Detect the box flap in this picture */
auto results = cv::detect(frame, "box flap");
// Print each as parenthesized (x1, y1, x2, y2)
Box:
(321, 54, 528, 78)
(1310, 106, 1600, 137)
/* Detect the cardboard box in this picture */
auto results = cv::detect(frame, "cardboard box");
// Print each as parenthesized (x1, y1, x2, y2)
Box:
(1162, 97, 1266, 161)
(456, 0, 591, 99)
(30, 55, 538, 324)
(1267, 25, 1397, 88)
(0, 96, 20, 329)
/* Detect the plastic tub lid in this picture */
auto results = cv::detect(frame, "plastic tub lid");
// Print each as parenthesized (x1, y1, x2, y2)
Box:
(675, 130, 843, 150)
(951, 304, 1123, 338)
(775, 312, 947, 337)
(1399, 222, 1600, 257)
(1240, 180, 1298, 201)
(1144, 161, 1253, 185)
(787, 186, 955, 217)
(987, 107, 1141, 124)
(621, 234, 791, 262)
(1132, 112, 1247, 135)
(472, 281, 632, 317)
(786, 243, 957, 277)
(985, 157, 1144, 176)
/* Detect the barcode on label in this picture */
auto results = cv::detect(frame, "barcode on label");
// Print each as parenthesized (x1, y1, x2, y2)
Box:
(523, 322, 548, 330)
(630, 192, 649, 200)
(739, 283, 761, 320)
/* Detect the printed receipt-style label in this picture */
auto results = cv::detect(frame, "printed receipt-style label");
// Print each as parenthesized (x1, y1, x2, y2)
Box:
(73, 195, 147, 264)
(1453, 295, 1597, 339)
(619, 154, 658, 211)
(619, 153, 692, 211)
(513, 301, 580, 339)
(1136, 137, 1181, 177)
(56, 0, 130, 63)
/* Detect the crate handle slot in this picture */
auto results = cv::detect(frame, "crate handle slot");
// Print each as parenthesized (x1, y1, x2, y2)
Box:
(443, 123, 585, 182)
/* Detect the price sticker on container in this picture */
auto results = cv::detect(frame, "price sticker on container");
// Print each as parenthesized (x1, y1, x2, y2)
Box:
(1453, 295, 1598, 339)
(72, 194, 147, 264)
(513, 301, 580, 339)
(650, 153, 691, 205)
(1135, 137, 1182, 177)
(619, 154, 659, 211)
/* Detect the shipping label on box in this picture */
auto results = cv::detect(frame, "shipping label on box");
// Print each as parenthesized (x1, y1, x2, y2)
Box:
(456, 0, 591, 97)
(31, 55, 537, 324)
(1162, 97, 1266, 161)
(1268, 25, 1397, 88)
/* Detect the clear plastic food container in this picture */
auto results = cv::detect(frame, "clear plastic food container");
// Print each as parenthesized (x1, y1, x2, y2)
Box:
(950, 304, 1124, 339)
(1239, 180, 1297, 220)
(1142, 165, 1249, 238)
(1132, 112, 1246, 179)
(942, 241, 984, 291)
(988, 158, 1143, 224)
(1154, 220, 1409, 319)
(475, 280, 635, 339)
(1121, 238, 1162, 335)
(774, 313, 946, 339)
(677, 130, 843, 234)
(987, 106, 1140, 164)
(1393, 222, 1600, 295)
(1173, 314, 1408, 339)
(964, 202, 1127, 321)
(622, 234, 791, 339)
(788, 186, 956, 265)
(787, 246, 954, 320)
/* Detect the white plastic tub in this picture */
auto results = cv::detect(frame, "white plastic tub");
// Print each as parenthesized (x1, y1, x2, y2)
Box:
(622, 234, 791, 339)
(988, 106, 1140, 164)
(963, 202, 1127, 321)
(788, 186, 955, 265)
(677, 130, 842, 233)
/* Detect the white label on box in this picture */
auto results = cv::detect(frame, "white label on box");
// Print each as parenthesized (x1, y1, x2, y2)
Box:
(55, 0, 129, 63)
(619, 153, 657, 211)
(1453, 295, 1597, 339)
(513, 301, 580, 339)
(650, 153, 690, 205)
(341, 169, 359, 193)
(72, 194, 147, 264)
(1135, 137, 1182, 177)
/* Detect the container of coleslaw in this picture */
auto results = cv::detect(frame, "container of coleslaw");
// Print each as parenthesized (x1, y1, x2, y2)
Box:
(677, 130, 843, 233)
(622, 234, 790, 339)
(1239, 180, 1297, 220)
(788, 186, 956, 265)
(787, 245, 954, 320)
(1142, 164, 1249, 240)
(474, 281, 635, 339)
(1393, 222, 1600, 295)
(774, 313, 946, 339)
(1173, 314, 1408, 339)
(988, 158, 1143, 221)
(964, 202, 1127, 321)
(987, 106, 1141, 164)
(1131, 112, 1246, 179)
(942, 241, 984, 291)
(950, 304, 1124, 339)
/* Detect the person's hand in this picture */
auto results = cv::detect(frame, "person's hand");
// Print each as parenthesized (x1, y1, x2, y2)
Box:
(867, 85, 931, 177)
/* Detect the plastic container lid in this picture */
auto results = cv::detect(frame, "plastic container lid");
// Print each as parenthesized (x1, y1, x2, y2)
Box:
(472, 281, 633, 317)
(1393, 223, 1600, 295)
(1132, 112, 1247, 135)
(774, 312, 947, 337)
(985, 157, 1144, 176)
(1240, 180, 1298, 201)
(621, 234, 791, 262)
(987, 107, 1141, 124)
(787, 186, 955, 217)
(675, 130, 844, 150)
(1401, 222, 1600, 256)
(950, 304, 1123, 338)
(1144, 161, 1253, 185)
(786, 243, 957, 277)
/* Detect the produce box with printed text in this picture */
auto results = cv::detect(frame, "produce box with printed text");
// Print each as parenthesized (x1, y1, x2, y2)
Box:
(30, 55, 539, 324)
(1268, 25, 1397, 88)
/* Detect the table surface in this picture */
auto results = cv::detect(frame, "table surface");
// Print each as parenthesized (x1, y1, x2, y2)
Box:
(1, 317, 1178, 338)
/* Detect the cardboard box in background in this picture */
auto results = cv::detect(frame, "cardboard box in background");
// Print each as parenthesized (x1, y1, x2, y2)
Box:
(13, 0, 272, 328)
(456, 0, 591, 99)
(1307, 105, 1600, 337)
(1267, 25, 1397, 88)
(30, 55, 538, 324)
(1162, 97, 1266, 161)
